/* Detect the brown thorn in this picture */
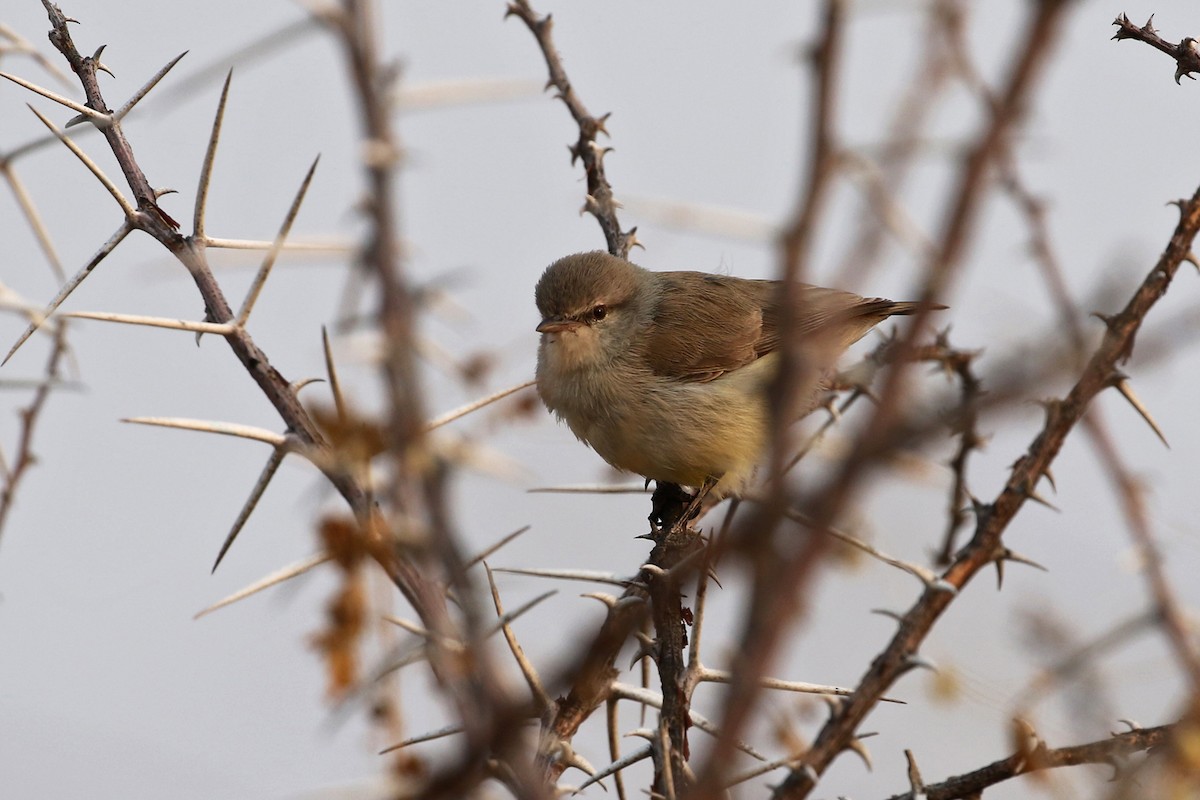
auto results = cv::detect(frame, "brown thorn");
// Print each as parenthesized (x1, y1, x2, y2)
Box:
(904, 749, 925, 795)
(844, 736, 873, 772)
(1112, 377, 1170, 448)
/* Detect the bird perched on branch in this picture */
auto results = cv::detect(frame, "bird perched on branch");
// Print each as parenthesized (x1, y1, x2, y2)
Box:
(534, 250, 937, 522)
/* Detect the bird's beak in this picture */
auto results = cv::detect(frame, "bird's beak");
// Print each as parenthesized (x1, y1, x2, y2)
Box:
(537, 317, 580, 334)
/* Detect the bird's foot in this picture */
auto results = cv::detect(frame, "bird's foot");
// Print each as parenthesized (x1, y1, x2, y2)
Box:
(675, 476, 717, 533)
(649, 481, 691, 534)
(648, 478, 718, 540)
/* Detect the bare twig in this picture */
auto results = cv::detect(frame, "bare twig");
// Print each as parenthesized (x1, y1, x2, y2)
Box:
(0, 324, 68, 543)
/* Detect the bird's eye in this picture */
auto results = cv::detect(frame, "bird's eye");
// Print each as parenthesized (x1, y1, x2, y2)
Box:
(591, 304, 608, 321)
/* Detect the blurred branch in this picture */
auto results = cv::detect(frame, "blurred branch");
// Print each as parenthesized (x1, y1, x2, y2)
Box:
(0, 21, 72, 86)
(1014, 610, 1155, 718)
(693, 1, 847, 787)
(326, 2, 525, 795)
(0, 157, 67, 282)
(1083, 418, 1200, 689)
(741, 5, 1082, 794)
(0, 323, 67, 544)
(778, 0, 844, 283)
(835, 0, 961, 285)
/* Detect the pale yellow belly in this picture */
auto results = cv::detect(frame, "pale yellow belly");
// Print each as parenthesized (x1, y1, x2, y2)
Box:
(546, 356, 779, 496)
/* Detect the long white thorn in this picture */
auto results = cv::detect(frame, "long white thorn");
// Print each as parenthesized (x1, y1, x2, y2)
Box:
(27, 105, 134, 218)
(4, 223, 133, 365)
(465, 524, 531, 568)
(378, 724, 464, 754)
(121, 417, 287, 446)
(1, 162, 66, 282)
(61, 310, 234, 335)
(1114, 378, 1169, 448)
(425, 378, 536, 430)
(115, 51, 188, 119)
(194, 553, 330, 619)
(490, 566, 631, 586)
(200, 236, 353, 252)
(609, 683, 768, 761)
(783, 508, 956, 594)
(211, 448, 286, 572)
(0, 70, 109, 122)
(695, 668, 904, 703)
(235, 156, 320, 327)
(321, 326, 347, 424)
(572, 744, 653, 793)
(193, 69, 232, 239)
(527, 483, 649, 495)
(486, 563, 551, 710)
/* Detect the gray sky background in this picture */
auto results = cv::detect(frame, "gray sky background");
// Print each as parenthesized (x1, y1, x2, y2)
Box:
(2, 1, 1199, 798)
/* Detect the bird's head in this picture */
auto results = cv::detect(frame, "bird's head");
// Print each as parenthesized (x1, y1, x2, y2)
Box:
(534, 251, 646, 370)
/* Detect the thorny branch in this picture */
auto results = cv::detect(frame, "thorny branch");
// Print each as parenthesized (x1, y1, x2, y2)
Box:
(6, 3, 1199, 798)
(505, 0, 704, 791)
(27, 1, 342, 506)
(1000, 129, 1200, 691)
(835, 0, 962, 287)
(749, 3, 1081, 796)
(883, 723, 1172, 800)
(1113, 13, 1200, 84)
(506, 0, 636, 259)
(772, 177, 1200, 800)
(778, 0, 844, 283)
(19, 3, 498, 793)
(1084, 418, 1200, 690)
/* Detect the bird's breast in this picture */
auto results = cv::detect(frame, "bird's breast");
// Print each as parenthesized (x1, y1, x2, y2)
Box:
(537, 349, 775, 490)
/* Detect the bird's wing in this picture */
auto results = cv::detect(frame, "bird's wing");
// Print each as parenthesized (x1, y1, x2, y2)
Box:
(644, 274, 915, 383)
(759, 285, 914, 354)
(642, 272, 773, 383)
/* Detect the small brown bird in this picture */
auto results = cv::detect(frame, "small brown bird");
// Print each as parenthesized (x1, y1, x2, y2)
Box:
(535, 251, 930, 500)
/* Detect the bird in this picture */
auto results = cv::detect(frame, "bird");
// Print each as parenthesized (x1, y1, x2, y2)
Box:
(534, 250, 934, 514)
